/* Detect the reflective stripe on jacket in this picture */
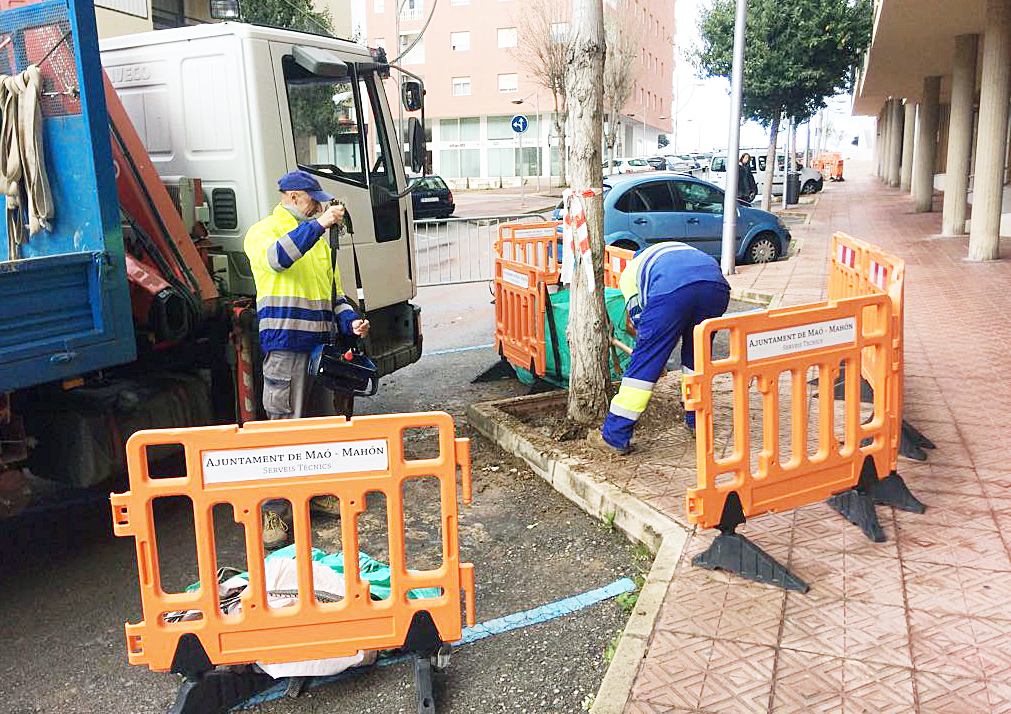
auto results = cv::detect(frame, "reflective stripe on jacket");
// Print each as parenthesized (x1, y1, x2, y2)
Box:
(617, 242, 728, 325)
(245, 203, 357, 353)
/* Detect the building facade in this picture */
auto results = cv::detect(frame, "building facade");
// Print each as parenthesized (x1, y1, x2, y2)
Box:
(365, 0, 673, 184)
(854, 0, 1011, 261)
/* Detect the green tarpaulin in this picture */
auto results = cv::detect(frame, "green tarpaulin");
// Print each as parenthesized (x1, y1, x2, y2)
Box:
(515, 286, 635, 388)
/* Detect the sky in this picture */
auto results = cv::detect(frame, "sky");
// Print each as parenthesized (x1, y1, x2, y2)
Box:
(670, 0, 875, 159)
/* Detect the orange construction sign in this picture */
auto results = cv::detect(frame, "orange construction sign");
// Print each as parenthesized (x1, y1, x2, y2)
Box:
(829, 231, 906, 471)
(683, 293, 894, 529)
(603, 245, 635, 289)
(494, 222, 561, 376)
(111, 412, 475, 673)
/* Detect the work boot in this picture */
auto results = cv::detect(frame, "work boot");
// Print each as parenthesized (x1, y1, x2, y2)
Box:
(310, 495, 342, 517)
(585, 429, 632, 456)
(262, 510, 291, 550)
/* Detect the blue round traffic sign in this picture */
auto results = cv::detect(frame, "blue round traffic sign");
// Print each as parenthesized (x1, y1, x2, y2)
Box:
(511, 115, 529, 134)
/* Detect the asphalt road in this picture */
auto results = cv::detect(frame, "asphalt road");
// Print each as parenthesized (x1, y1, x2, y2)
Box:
(0, 233, 649, 713)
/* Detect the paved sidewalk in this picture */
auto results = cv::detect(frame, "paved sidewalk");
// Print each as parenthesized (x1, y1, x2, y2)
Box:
(622, 163, 1011, 713)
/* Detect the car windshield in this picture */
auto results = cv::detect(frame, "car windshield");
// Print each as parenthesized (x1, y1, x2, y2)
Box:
(416, 176, 447, 191)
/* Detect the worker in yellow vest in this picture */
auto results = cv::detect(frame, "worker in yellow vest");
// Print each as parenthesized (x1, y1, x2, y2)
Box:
(244, 170, 370, 548)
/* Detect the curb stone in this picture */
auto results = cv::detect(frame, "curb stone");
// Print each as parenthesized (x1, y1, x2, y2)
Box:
(466, 398, 690, 714)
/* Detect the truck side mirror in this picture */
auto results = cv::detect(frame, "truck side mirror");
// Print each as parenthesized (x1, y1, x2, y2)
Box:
(402, 80, 424, 112)
(408, 117, 425, 174)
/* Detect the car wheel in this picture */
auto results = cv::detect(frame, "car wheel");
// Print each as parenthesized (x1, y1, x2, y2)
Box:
(746, 234, 780, 264)
(802, 180, 819, 194)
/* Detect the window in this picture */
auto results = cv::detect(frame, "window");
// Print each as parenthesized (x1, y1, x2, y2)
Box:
(400, 0, 422, 20)
(399, 32, 424, 64)
(675, 180, 724, 214)
(451, 31, 470, 51)
(439, 148, 479, 178)
(282, 58, 401, 242)
(498, 27, 517, 48)
(452, 76, 471, 96)
(711, 157, 726, 172)
(550, 22, 569, 43)
(498, 73, 518, 93)
(374, 0, 384, 12)
(488, 147, 515, 176)
(487, 115, 514, 139)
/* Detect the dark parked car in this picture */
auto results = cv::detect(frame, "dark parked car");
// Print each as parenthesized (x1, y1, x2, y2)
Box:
(602, 172, 791, 264)
(411, 175, 454, 218)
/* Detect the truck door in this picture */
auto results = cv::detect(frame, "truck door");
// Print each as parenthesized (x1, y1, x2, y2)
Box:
(270, 43, 413, 312)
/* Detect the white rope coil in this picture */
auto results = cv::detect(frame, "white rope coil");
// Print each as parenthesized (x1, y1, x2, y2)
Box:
(0, 65, 54, 258)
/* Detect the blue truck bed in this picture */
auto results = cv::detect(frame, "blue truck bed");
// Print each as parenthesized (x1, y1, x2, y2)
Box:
(0, 0, 134, 393)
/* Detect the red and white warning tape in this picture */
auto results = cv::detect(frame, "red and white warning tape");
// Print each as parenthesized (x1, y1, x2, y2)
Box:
(561, 188, 603, 289)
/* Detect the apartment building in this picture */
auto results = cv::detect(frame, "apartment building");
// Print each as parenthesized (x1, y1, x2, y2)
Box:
(366, 0, 673, 184)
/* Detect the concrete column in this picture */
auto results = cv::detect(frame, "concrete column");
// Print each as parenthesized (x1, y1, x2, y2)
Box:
(874, 111, 884, 177)
(887, 99, 904, 186)
(942, 34, 979, 236)
(901, 102, 917, 191)
(969, 0, 1011, 260)
(881, 100, 895, 182)
(913, 76, 941, 212)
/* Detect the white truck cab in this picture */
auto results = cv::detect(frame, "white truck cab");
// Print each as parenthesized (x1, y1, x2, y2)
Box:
(708, 149, 824, 201)
(100, 23, 423, 375)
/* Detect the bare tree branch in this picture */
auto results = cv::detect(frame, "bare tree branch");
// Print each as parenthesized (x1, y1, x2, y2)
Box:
(511, 0, 570, 184)
(602, 0, 643, 164)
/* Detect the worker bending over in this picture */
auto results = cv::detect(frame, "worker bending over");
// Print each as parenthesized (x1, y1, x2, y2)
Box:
(589, 242, 729, 455)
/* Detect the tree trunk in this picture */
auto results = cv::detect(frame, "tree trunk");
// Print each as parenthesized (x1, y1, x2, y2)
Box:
(762, 113, 780, 210)
(565, 0, 610, 425)
(556, 117, 568, 186)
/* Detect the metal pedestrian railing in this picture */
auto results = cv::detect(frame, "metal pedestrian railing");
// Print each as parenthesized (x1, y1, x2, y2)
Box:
(414, 213, 548, 287)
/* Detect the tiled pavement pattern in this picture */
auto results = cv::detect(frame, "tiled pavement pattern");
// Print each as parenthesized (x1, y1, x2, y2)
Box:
(615, 165, 1011, 713)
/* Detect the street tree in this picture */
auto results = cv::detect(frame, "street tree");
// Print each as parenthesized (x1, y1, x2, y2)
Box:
(513, 0, 570, 185)
(565, 0, 611, 424)
(603, 0, 643, 170)
(695, 0, 871, 208)
(239, 0, 334, 35)
(241, 0, 343, 158)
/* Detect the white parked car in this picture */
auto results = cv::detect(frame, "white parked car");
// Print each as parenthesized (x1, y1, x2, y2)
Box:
(603, 157, 652, 175)
(709, 150, 824, 197)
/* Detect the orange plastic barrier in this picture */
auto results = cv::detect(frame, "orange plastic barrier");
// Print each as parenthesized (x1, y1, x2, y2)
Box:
(110, 412, 475, 672)
(683, 293, 894, 529)
(603, 245, 635, 289)
(816, 151, 844, 181)
(494, 222, 561, 376)
(829, 231, 905, 471)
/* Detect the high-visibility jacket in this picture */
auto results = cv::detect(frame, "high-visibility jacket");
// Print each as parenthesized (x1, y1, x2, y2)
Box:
(244, 203, 357, 353)
(618, 242, 727, 326)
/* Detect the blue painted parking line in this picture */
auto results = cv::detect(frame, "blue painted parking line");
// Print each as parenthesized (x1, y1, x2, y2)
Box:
(425, 343, 495, 356)
(236, 577, 637, 708)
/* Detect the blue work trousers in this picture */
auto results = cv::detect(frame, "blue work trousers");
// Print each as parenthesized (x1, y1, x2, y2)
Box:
(602, 281, 730, 450)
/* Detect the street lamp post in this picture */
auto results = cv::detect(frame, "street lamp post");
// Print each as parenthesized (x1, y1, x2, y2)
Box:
(512, 91, 541, 192)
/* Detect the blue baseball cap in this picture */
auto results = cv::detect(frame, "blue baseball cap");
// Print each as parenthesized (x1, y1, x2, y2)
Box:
(277, 169, 334, 203)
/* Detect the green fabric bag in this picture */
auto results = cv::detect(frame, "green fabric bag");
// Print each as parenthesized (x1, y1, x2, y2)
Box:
(515, 286, 634, 387)
(187, 545, 442, 600)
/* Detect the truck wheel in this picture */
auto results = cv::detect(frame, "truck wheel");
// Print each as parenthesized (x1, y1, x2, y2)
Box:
(746, 234, 780, 264)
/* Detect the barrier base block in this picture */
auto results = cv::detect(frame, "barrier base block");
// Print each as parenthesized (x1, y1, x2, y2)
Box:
(472, 358, 516, 382)
(692, 533, 809, 593)
(900, 420, 937, 462)
(167, 666, 275, 714)
(826, 488, 885, 542)
(874, 471, 927, 514)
